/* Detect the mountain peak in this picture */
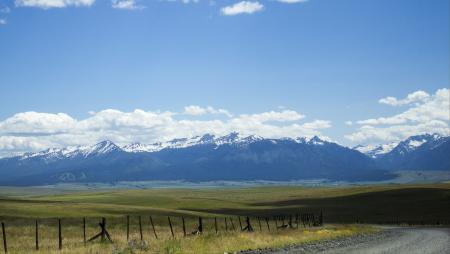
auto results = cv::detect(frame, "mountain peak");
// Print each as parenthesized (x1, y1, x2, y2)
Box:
(356, 133, 449, 159)
(199, 134, 215, 143)
(87, 140, 121, 156)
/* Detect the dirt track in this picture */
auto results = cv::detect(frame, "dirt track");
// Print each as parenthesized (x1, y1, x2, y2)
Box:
(241, 227, 450, 254)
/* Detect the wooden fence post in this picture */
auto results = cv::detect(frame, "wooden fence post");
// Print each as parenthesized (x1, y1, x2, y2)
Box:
(83, 218, 86, 246)
(224, 218, 228, 232)
(168, 217, 174, 238)
(265, 218, 270, 231)
(35, 220, 39, 250)
(126, 215, 130, 241)
(198, 217, 203, 234)
(139, 216, 143, 241)
(238, 217, 243, 231)
(319, 210, 323, 226)
(87, 217, 112, 243)
(58, 219, 62, 250)
(230, 218, 236, 231)
(274, 217, 278, 231)
(214, 217, 218, 234)
(182, 217, 186, 237)
(257, 217, 262, 231)
(243, 217, 253, 232)
(1, 222, 6, 254)
(100, 218, 105, 242)
(149, 216, 158, 239)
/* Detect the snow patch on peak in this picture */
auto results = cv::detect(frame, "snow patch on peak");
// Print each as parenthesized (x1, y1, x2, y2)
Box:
(354, 142, 398, 158)
(408, 139, 426, 148)
(309, 136, 326, 145)
(122, 143, 156, 153)
(87, 140, 120, 156)
(295, 136, 328, 145)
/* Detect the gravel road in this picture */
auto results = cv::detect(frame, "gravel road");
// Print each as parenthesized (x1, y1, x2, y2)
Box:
(240, 227, 450, 254)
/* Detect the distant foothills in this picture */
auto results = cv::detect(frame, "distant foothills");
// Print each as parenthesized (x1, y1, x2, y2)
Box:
(0, 133, 449, 186)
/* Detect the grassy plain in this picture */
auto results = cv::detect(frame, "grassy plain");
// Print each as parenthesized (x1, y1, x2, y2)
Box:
(0, 183, 449, 253)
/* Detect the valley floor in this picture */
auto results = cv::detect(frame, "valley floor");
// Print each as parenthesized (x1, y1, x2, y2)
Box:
(0, 183, 449, 253)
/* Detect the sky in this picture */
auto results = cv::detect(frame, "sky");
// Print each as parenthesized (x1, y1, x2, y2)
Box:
(0, 0, 449, 157)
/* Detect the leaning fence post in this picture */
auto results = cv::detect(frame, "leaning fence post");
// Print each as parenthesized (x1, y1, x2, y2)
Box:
(149, 216, 158, 239)
(265, 217, 270, 231)
(35, 220, 39, 250)
(126, 215, 130, 241)
(1, 222, 6, 254)
(168, 217, 174, 238)
(230, 218, 236, 231)
(257, 217, 262, 231)
(58, 219, 62, 250)
(139, 216, 143, 241)
(87, 217, 112, 243)
(224, 218, 228, 232)
(238, 216, 243, 231)
(243, 216, 253, 232)
(182, 217, 186, 237)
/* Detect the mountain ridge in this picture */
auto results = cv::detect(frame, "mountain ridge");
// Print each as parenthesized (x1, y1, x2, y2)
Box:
(0, 133, 448, 186)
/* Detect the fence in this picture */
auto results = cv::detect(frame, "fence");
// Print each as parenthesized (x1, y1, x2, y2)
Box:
(0, 212, 323, 253)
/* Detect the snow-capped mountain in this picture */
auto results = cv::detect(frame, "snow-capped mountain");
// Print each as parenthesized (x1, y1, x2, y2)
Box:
(388, 133, 445, 156)
(19, 140, 123, 162)
(353, 142, 398, 159)
(15, 133, 334, 160)
(357, 134, 450, 171)
(0, 133, 388, 186)
(1, 133, 448, 186)
(122, 133, 264, 153)
(355, 134, 448, 159)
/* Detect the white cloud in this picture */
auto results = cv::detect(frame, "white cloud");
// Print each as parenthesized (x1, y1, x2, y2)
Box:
(111, 0, 144, 10)
(346, 88, 450, 144)
(15, 0, 95, 9)
(238, 110, 304, 122)
(183, 105, 233, 117)
(0, 107, 331, 157)
(0, 18, 6, 25)
(277, 0, 308, 3)
(378, 90, 430, 106)
(221, 1, 263, 16)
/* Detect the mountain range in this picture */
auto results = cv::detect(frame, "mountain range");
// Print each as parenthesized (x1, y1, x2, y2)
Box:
(0, 133, 448, 186)
(356, 133, 450, 171)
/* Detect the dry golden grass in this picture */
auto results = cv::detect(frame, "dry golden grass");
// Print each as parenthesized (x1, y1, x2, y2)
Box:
(1, 219, 373, 254)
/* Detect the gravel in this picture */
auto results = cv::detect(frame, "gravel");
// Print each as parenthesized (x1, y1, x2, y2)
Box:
(238, 227, 450, 254)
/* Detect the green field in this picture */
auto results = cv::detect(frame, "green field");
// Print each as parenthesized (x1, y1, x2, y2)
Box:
(0, 183, 449, 253)
(1, 183, 450, 223)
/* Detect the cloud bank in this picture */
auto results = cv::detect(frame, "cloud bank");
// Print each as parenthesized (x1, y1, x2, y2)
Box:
(0, 107, 331, 157)
(346, 88, 450, 144)
(15, 0, 95, 9)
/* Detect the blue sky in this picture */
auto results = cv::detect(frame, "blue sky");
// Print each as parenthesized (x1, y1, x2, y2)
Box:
(0, 0, 449, 156)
